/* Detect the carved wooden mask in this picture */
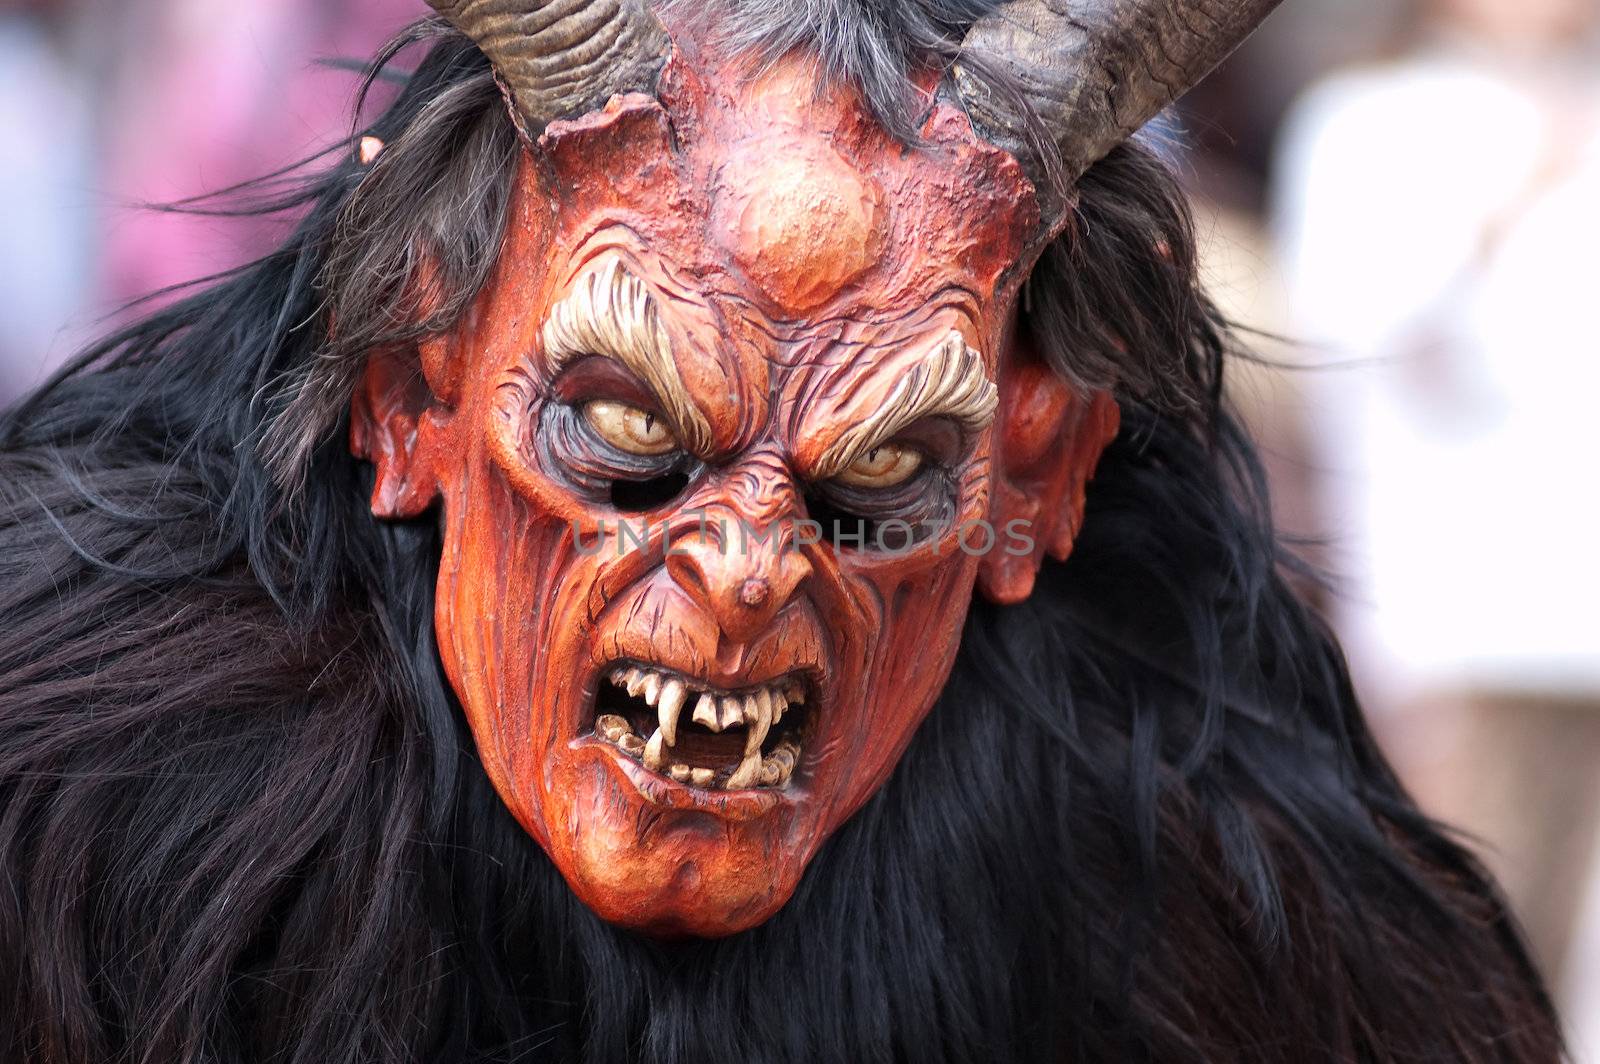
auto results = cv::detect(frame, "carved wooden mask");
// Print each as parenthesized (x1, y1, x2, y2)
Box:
(352, 3, 1273, 936)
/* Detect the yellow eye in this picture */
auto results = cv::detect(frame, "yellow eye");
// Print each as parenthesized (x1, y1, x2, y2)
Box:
(582, 400, 680, 456)
(835, 444, 924, 490)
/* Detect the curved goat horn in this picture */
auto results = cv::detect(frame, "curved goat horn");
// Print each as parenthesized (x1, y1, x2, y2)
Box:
(956, 0, 1281, 215)
(427, 0, 671, 135)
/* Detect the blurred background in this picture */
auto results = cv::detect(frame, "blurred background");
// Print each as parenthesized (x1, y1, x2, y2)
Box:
(1, 0, 1596, 1049)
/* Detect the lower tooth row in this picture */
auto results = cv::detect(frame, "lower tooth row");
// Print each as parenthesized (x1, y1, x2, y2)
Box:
(595, 714, 800, 791)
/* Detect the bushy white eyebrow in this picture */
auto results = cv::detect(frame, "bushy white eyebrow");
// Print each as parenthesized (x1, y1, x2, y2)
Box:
(542, 256, 712, 454)
(814, 329, 998, 480)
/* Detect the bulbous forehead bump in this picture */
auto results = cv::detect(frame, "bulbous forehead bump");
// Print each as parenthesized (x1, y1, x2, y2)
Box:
(701, 58, 889, 314)
(712, 138, 886, 314)
(533, 37, 1042, 363)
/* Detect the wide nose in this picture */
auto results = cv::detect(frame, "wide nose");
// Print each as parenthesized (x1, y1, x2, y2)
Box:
(666, 467, 813, 645)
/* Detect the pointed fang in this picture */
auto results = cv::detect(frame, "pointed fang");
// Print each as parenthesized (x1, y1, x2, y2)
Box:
(658, 679, 687, 745)
(644, 729, 668, 771)
(725, 752, 763, 790)
(744, 689, 773, 757)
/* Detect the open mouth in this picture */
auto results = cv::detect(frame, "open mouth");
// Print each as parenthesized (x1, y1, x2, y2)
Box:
(591, 664, 811, 791)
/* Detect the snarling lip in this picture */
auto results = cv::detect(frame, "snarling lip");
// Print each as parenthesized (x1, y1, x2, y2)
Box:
(588, 663, 815, 792)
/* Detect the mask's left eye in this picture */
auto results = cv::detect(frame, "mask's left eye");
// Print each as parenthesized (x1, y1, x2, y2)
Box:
(581, 400, 679, 457)
(834, 443, 924, 490)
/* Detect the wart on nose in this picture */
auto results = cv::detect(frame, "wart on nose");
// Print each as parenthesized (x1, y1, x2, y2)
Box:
(666, 524, 812, 645)
(739, 578, 770, 609)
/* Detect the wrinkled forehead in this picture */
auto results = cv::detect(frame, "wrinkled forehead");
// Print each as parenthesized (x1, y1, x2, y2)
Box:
(534, 44, 1041, 328)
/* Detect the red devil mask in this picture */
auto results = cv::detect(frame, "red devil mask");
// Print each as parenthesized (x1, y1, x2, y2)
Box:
(352, 0, 1277, 937)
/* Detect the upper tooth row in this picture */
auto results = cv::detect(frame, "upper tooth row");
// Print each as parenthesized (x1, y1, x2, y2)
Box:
(610, 667, 804, 738)
(609, 666, 806, 789)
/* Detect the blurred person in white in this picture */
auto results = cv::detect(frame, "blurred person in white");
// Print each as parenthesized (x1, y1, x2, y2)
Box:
(0, 0, 93, 404)
(1274, 0, 1600, 1034)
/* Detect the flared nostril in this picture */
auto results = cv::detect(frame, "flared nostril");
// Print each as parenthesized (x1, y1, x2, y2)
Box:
(665, 549, 709, 600)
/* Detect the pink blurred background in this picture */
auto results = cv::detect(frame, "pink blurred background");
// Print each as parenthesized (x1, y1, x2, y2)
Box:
(1, 0, 1596, 1049)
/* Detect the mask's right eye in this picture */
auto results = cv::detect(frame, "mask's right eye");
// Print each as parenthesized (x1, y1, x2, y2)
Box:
(581, 400, 681, 457)
(537, 360, 695, 514)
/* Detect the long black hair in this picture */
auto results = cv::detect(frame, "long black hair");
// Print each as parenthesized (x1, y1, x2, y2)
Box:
(0, 9, 1562, 1063)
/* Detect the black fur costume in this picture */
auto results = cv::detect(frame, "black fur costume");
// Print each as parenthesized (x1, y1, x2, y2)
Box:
(0, 7, 1565, 1062)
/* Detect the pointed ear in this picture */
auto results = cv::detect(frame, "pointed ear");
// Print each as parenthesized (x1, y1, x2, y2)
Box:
(978, 328, 1120, 605)
(349, 337, 456, 520)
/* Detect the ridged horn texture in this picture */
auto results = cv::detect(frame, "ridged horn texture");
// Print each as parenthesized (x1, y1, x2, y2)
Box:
(427, 0, 671, 134)
(956, 0, 1281, 210)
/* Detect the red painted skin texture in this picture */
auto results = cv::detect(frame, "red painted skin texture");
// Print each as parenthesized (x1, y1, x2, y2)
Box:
(352, 37, 1120, 937)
